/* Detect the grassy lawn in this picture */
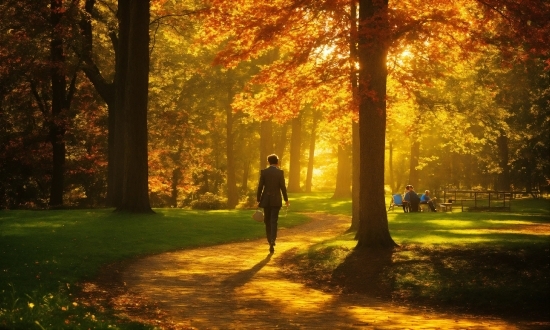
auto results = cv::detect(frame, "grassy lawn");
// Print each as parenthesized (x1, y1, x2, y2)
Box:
(0, 208, 309, 329)
(1, 194, 548, 328)
(280, 195, 550, 324)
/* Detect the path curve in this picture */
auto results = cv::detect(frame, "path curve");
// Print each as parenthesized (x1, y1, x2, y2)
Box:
(114, 213, 518, 329)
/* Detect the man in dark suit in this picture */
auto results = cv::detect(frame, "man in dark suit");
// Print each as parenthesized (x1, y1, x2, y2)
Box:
(404, 185, 421, 212)
(257, 154, 289, 254)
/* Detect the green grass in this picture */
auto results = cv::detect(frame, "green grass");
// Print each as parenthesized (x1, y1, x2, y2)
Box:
(1, 194, 549, 328)
(282, 195, 550, 323)
(0, 208, 309, 329)
(288, 192, 352, 215)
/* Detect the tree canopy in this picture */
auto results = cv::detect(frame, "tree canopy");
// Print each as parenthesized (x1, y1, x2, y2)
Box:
(0, 0, 547, 235)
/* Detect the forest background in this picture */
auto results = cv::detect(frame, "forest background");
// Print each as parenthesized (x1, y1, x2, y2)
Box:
(0, 0, 548, 212)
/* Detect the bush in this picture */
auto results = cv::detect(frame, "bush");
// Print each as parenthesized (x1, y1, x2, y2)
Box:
(190, 192, 227, 210)
(237, 191, 258, 209)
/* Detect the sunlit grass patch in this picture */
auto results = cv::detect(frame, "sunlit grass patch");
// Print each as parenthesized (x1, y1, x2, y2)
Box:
(0, 208, 309, 329)
(288, 192, 352, 215)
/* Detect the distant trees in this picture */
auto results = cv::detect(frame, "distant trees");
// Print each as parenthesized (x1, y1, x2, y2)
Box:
(0, 0, 548, 213)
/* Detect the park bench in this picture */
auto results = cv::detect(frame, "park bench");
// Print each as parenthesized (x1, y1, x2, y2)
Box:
(388, 194, 404, 212)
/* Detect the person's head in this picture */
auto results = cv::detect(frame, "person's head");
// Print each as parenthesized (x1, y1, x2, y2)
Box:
(405, 185, 411, 191)
(425, 190, 430, 195)
(410, 185, 415, 191)
(267, 154, 279, 165)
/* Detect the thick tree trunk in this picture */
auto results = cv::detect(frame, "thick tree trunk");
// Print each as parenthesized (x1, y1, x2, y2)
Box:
(351, 121, 360, 231)
(112, 0, 131, 208)
(305, 110, 319, 193)
(259, 120, 273, 171)
(408, 138, 420, 188)
(355, 0, 396, 248)
(388, 139, 395, 191)
(287, 114, 302, 192)
(48, 0, 67, 207)
(332, 144, 352, 198)
(350, 0, 360, 231)
(117, 0, 153, 213)
(226, 86, 238, 209)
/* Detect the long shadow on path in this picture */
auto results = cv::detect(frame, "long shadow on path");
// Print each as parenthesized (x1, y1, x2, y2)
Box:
(107, 213, 519, 329)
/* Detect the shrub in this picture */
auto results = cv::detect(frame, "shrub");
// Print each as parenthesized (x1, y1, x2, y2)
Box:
(190, 192, 227, 210)
(237, 191, 258, 209)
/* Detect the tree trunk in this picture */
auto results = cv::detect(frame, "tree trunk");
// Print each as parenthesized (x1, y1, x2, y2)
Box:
(171, 167, 181, 207)
(241, 158, 250, 193)
(350, 0, 360, 231)
(275, 123, 289, 162)
(112, 0, 130, 208)
(226, 83, 238, 209)
(332, 144, 352, 198)
(496, 131, 510, 191)
(388, 139, 395, 191)
(48, 0, 67, 207)
(117, 0, 153, 213)
(287, 114, 302, 192)
(408, 138, 420, 188)
(259, 120, 273, 171)
(355, 0, 396, 248)
(305, 110, 319, 193)
(351, 120, 360, 231)
(80, 0, 117, 207)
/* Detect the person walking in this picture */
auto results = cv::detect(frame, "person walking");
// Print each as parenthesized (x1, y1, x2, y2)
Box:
(257, 154, 289, 254)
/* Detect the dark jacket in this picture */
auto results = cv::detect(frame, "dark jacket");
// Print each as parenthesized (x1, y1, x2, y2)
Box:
(257, 166, 288, 208)
(404, 190, 420, 203)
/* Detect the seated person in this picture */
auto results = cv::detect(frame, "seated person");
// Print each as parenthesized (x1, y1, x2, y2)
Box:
(420, 190, 437, 212)
(404, 185, 420, 212)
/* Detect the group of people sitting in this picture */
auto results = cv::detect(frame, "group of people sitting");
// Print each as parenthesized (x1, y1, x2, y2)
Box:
(402, 185, 437, 212)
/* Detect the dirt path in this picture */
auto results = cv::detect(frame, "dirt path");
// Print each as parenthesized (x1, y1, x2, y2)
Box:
(108, 213, 519, 329)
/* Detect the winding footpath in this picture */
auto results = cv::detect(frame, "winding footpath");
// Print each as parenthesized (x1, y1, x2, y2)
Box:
(106, 213, 521, 329)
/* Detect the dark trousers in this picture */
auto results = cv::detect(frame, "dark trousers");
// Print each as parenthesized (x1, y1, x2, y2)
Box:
(421, 201, 437, 212)
(263, 206, 280, 245)
(409, 201, 420, 212)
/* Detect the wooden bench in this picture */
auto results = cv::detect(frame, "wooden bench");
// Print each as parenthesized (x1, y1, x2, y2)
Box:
(439, 203, 453, 212)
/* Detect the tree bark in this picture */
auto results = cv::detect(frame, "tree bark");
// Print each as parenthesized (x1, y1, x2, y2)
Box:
(226, 81, 238, 209)
(171, 167, 181, 207)
(80, 0, 117, 207)
(111, 0, 131, 208)
(117, 0, 153, 213)
(275, 123, 289, 162)
(388, 139, 395, 191)
(408, 138, 420, 188)
(287, 114, 302, 192)
(351, 120, 360, 231)
(350, 0, 360, 231)
(305, 110, 319, 193)
(259, 120, 273, 171)
(496, 131, 510, 191)
(241, 159, 250, 193)
(48, 0, 67, 207)
(332, 144, 352, 198)
(355, 0, 396, 248)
